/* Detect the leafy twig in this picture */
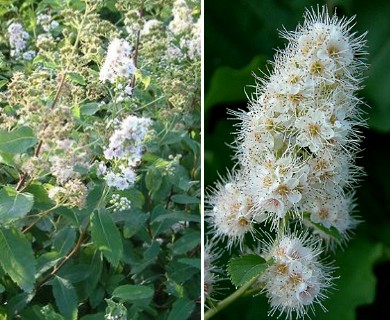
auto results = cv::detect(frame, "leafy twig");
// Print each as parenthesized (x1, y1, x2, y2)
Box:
(38, 220, 90, 287)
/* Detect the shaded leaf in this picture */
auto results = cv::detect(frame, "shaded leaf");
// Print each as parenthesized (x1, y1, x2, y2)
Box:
(52, 276, 78, 320)
(315, 238, 383, 320)
(171, 194, 199, 205)
(153, 211, 200, 223)
(205, 56, 267, 110)
(178, 258, 201, 269)
(171, 230, 201, 255)
(0, 227, 36, 292)
(167, 298, 195, 320)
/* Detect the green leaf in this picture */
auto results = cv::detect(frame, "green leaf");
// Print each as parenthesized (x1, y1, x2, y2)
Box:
(79, 313, 105, 320)
(352, 0, 390, 132)
(166, 259, 199, 283)
(0, 152, 14, 167)
(171, 230, 201, 255)
(34, 304, 65, 320)
(152, 211, 200, 223)
(68, 72, 86, 85)
(0, 126, 37, 154)
(123, 211, 148, 238)
(91, 210, 123, 267)
(0, 227, 36, 292)
(52, 228, 76, 256)
(80, 102, 100, 115)
(178, 258, 201, 269)
(7, 291, 35, 317)
(128, 241, 160, 274)
(112, 285, 154, 302)
(145, 167, 163, 194)
(160, 131, 184, 145)
(167, 298, 195, 320)
(0, 186, 34, 224)
(24, 183, 54, 210)
(52, 276, 78, 320)
(205, 56, 267, 109)
(171, 194, 199, 205)
(315, 238, 383, 320)
(227, 254, 267, 287)
(303, 212, 342, 243)
(0, 79, 8, 89)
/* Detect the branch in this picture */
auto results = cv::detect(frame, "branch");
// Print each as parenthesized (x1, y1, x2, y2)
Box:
(38, 220, 90, 287)
(130, 0, 145, 88)
(204, 276, 260, 319)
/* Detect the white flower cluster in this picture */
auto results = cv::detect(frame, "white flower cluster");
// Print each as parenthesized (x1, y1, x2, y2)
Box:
(100, 115, 152, 190)
(206, 7, 367, 319)
(261, 234, 332, 319)
(8, 22, 29, 57)
(109, 194, 131, 212)
(99, 38, 136, 85)
(208, 7, 367, 247)
(37, 13, 59, 32)
(48, 179, 88, 208)
(167, 0, 201, 60)
(207, 171, 254, 249)
(169, 0, 193, 35)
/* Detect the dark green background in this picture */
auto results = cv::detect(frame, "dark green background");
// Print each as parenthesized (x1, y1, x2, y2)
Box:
(205, 0, 390, 319)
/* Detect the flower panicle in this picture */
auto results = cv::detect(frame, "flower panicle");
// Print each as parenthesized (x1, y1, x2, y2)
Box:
(205, 6, 368, 319)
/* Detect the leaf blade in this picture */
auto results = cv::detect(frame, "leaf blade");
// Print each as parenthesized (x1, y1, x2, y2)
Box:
(227, 254, 267, 287)
(0, 127, 37, 154)
(0, 227, 36, 292)
(91, 210, 123, 267)
(112, 285, 154, 302)
(52, 276, 78, 320)
(0, 187, 34, 224)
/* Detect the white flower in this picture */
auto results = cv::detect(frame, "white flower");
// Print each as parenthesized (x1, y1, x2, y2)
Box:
(169, 0, 193, 35)
(295, 109, 334, 152)
(99, 38, 136, 83)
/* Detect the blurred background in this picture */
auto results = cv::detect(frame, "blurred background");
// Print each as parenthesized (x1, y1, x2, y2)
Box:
(204, 0, 390, 319)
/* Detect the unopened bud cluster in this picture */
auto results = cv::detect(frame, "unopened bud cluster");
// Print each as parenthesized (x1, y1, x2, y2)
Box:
(109, 194, 131, 212)
(206, 7, 367, 319)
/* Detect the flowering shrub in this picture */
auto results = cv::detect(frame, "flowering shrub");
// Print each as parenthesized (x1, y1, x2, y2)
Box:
(0, 0, 200, 319)
(205, 6, 368, 320)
